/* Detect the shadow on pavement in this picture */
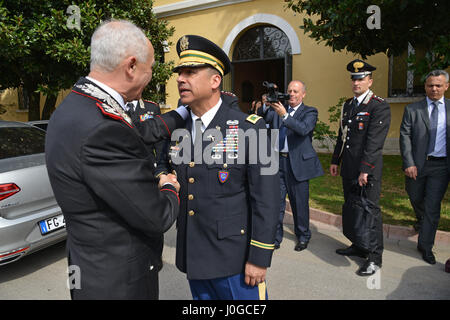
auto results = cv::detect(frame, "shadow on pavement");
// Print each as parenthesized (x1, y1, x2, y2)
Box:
(387, 265, 450, 299)
(0, 240, 66, 284)
(282, 223, 353, 267)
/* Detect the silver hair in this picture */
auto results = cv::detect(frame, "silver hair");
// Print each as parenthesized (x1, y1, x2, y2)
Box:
(425, 70, 449, 82)
(90, 19, 149, 72)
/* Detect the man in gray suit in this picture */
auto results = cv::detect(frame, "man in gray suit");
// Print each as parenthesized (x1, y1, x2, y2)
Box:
(265, 80, 324, 251)
(400, 69, 450, 265)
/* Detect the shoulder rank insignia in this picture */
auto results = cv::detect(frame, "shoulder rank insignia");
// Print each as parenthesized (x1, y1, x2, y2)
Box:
(221, 91, 236, 97)
(373, 95, 384, 101)
(246, 114, 262, 124)
(142, 99, 159, 106)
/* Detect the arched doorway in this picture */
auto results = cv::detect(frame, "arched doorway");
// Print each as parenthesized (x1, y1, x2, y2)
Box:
(231, 25, 292, 113)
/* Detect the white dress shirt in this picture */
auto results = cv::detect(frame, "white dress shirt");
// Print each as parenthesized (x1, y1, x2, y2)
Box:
(190, 98, 222, 142)
(279, 102, 302, 152)
(354, 89, 370, 106)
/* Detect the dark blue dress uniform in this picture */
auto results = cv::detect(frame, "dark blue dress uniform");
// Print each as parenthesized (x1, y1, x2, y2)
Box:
(158, 34, 279, 299)
(332, 60, 391, 272)
(157, 102, 279, 298)
(45, 77, 184, 299)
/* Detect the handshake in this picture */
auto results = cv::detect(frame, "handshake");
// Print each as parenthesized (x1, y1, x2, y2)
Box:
(158, 172, 181, 193)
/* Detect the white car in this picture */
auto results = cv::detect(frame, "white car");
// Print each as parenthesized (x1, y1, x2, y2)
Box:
(0, 120, 66, 265)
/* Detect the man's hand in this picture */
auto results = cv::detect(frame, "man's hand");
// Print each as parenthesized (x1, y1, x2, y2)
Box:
(330, 164, 339, 176)
(404, 166, 418, 180)
(244, 262, 267, 287)
(158, 173, 180, 193)
(251, 100, 262, 113)
(358, 172, 369, 186)
(269, 101, 287, 118)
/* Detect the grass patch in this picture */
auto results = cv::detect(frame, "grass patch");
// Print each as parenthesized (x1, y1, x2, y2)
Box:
(309, 153, 450, 232)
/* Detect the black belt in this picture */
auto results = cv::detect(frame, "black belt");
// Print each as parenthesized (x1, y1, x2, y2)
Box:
(426, 156, 447, 161)
(280, 152, 289, 158)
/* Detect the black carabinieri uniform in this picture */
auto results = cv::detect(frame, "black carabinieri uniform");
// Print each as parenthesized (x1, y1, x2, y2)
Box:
(331, 90, 391, 261)
(332, 90, 391, 181)
(45, 77, 183, 299)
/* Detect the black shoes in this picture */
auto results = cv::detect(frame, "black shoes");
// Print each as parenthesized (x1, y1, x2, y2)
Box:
(295, 241, 308, 252)
(356, 260, 381, 276)
(273, 241, 308, 251)
(337, 246, 379, 276)
(335, 246, 368, 259)
(417, 245, 436, 265)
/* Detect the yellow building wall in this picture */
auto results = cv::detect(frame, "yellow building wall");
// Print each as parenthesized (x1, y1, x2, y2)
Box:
(157, 0, 396, 136)
(0, 89, 70, 122)
(154, 0, 180, 5)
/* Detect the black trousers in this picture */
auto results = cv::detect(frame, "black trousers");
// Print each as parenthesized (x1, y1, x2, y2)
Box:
(342, 176, 384, 264)
(405, 159, 449, 251)
(276, 155, 311, 244)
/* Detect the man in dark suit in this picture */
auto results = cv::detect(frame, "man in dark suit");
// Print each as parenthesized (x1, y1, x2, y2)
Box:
(400, 69, 449, 265)
(264, 81, 324, 251)
(330, 59, 391, 276)
(45, 19, 186, 299)
(157, 35, 279, 300)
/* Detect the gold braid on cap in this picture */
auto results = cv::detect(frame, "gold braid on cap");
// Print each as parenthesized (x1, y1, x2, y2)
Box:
(178, 50, 225, 76)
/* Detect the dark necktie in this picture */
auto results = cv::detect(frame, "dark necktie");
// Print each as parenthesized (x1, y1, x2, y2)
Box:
(350, 98, 358, 116)
(126, 102, 135, 120)
(427, 101, 439, 154)
(279, 107, 294, 150)
(193, 118, 203, 162)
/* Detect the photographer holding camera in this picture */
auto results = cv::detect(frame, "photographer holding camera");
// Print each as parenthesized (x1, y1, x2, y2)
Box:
(264, 80, 324, 251)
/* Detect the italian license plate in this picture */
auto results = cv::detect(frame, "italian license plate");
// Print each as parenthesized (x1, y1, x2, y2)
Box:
(39, 214, 65, 235)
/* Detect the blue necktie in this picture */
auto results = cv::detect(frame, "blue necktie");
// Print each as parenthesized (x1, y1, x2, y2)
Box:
(279, 107, 294, 150)
(427, 101, 439, 154)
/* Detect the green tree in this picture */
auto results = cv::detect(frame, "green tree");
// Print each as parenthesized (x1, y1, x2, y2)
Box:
(313, 97, 347, 151)
(285, 0, 450, 79)
(0, 0, 174, 120)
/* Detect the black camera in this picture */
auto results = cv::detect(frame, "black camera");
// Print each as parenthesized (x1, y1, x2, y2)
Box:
(262, 81, 290, 103)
